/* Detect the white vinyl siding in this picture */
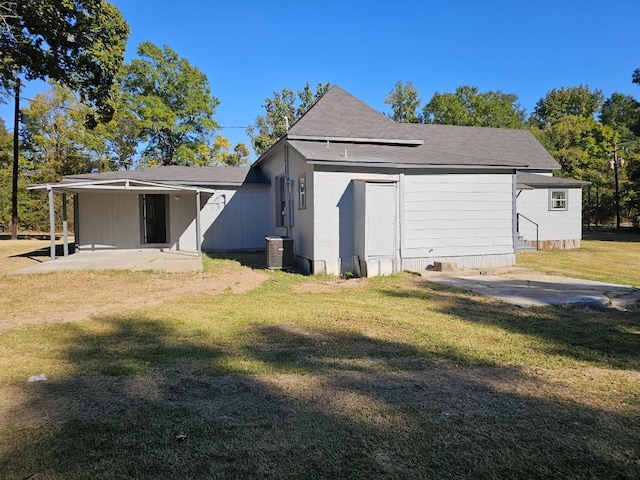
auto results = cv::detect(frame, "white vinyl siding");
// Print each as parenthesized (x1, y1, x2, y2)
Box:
(402, 174, 514, 258)
(517, 187, 582, 242)
(76, 187, 270, 253)
(313, 170, 400, 274)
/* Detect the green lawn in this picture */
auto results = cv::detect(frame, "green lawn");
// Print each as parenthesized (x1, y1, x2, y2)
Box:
(0, 242, 639, 479)
(518, 229, 640, 287)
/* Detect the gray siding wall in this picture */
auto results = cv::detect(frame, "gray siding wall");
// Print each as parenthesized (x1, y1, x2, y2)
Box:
(77, 192, 142, 249)
(259, 145, 315, 268)
(201, 187, 270, 251)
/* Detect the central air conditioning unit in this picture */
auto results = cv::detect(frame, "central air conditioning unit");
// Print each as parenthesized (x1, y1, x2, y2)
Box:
(265, 236, 294, 270)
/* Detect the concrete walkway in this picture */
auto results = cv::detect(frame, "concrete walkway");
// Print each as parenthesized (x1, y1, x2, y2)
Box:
(421, 268, 640, 310)
(13, 249, 203, 274)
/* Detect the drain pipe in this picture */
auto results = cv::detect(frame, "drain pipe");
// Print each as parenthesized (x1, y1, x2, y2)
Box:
(284, 145, 292, 238)
(283, 115, 292, 238)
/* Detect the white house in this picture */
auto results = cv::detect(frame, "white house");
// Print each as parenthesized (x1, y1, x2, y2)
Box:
(516, 172, 589, 250)
(31, 86, 587, 275)
(254, 86, 585, 275)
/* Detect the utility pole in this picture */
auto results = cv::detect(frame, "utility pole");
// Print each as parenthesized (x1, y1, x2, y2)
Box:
(609, 142, 625, 231)
(11, 78, 19, 240)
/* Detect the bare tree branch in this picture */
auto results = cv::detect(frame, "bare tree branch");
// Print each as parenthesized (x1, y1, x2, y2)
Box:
(0, 1, 17, 37)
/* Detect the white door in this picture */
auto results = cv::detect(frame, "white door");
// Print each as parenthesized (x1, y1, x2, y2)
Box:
(366, 183, 396, 258)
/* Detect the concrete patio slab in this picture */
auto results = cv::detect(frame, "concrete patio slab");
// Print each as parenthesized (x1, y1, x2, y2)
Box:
(12, 249, 203, 274)
(421, 270, 640, 310)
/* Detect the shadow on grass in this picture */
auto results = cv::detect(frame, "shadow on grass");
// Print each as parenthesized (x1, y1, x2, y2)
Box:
(582, 228, 640, 242)
(204, 251, 266, 270)
(2, 314, 639, 479)
(381, 280, 640, 371)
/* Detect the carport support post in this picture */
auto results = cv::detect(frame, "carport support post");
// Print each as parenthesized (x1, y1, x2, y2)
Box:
(195, 190, 202, 256)
(62, 193, 69, 257)
(48, 186, 55, 260)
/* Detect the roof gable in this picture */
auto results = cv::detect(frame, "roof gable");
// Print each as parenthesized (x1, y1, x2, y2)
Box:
(288, 86, 421, 144)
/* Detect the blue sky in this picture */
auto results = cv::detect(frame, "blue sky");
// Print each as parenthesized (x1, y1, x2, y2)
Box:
(2, 0, 639, 160)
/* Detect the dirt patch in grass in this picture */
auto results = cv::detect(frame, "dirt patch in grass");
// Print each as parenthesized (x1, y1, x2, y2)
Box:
(0, 269, 268, 331)
(292, 277, 364, 293)
(0, 241, 270, 332)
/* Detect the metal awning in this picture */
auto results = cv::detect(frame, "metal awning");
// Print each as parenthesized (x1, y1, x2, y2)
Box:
(28, 178, 216, 261)
(28, 178, 217, 195)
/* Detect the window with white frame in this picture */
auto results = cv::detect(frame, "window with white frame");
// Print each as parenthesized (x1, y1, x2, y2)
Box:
(549, 190, 568, 211)
(298, 172, 306, 210)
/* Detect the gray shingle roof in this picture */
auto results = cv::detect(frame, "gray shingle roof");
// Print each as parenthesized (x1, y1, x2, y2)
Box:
(287, 122, 559, 169)
(288, 86, 421, 143)
(517, 172, 590, 188)
(288, 140, 532, 167)
(269, 86, 560, 169)
(64, 166, 270, 186)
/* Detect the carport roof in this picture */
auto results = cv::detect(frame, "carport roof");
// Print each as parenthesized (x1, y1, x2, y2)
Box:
(28, 178, 219, 194)
(63, 165, 270, 186)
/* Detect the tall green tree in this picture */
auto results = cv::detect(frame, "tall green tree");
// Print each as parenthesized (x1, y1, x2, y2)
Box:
(625, 70, 640, 225)
(121, 42, 230, 166)
(0, 112, 58, 232)
(600, 93, 640, 139)
(532, 115, 622, 225)
(21, 83, 111, 180)
(533, 116, 617, 180)
(194, 136, 250, 167)
(530, 85, 604, 129)
(248, 82, 331, 156)
(0, 118, 13, 229)
(384, 81, 421, 123)
(1, 0, 128, 237)
(1, 0, 129, 125)
(422, 85, 525, 128)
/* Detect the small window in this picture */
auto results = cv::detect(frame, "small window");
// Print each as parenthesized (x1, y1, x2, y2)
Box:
(549, 190, 568, 211)
(298, 172, 306, 210)
(275, 175, 286, 227)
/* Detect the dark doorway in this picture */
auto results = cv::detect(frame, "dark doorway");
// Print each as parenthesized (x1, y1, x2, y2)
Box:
(143, 194, 168, 244)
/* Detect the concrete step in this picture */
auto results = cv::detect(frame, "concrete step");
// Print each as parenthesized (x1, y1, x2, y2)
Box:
(415, 266, 534, 278)
(516, 236, 536, 252)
